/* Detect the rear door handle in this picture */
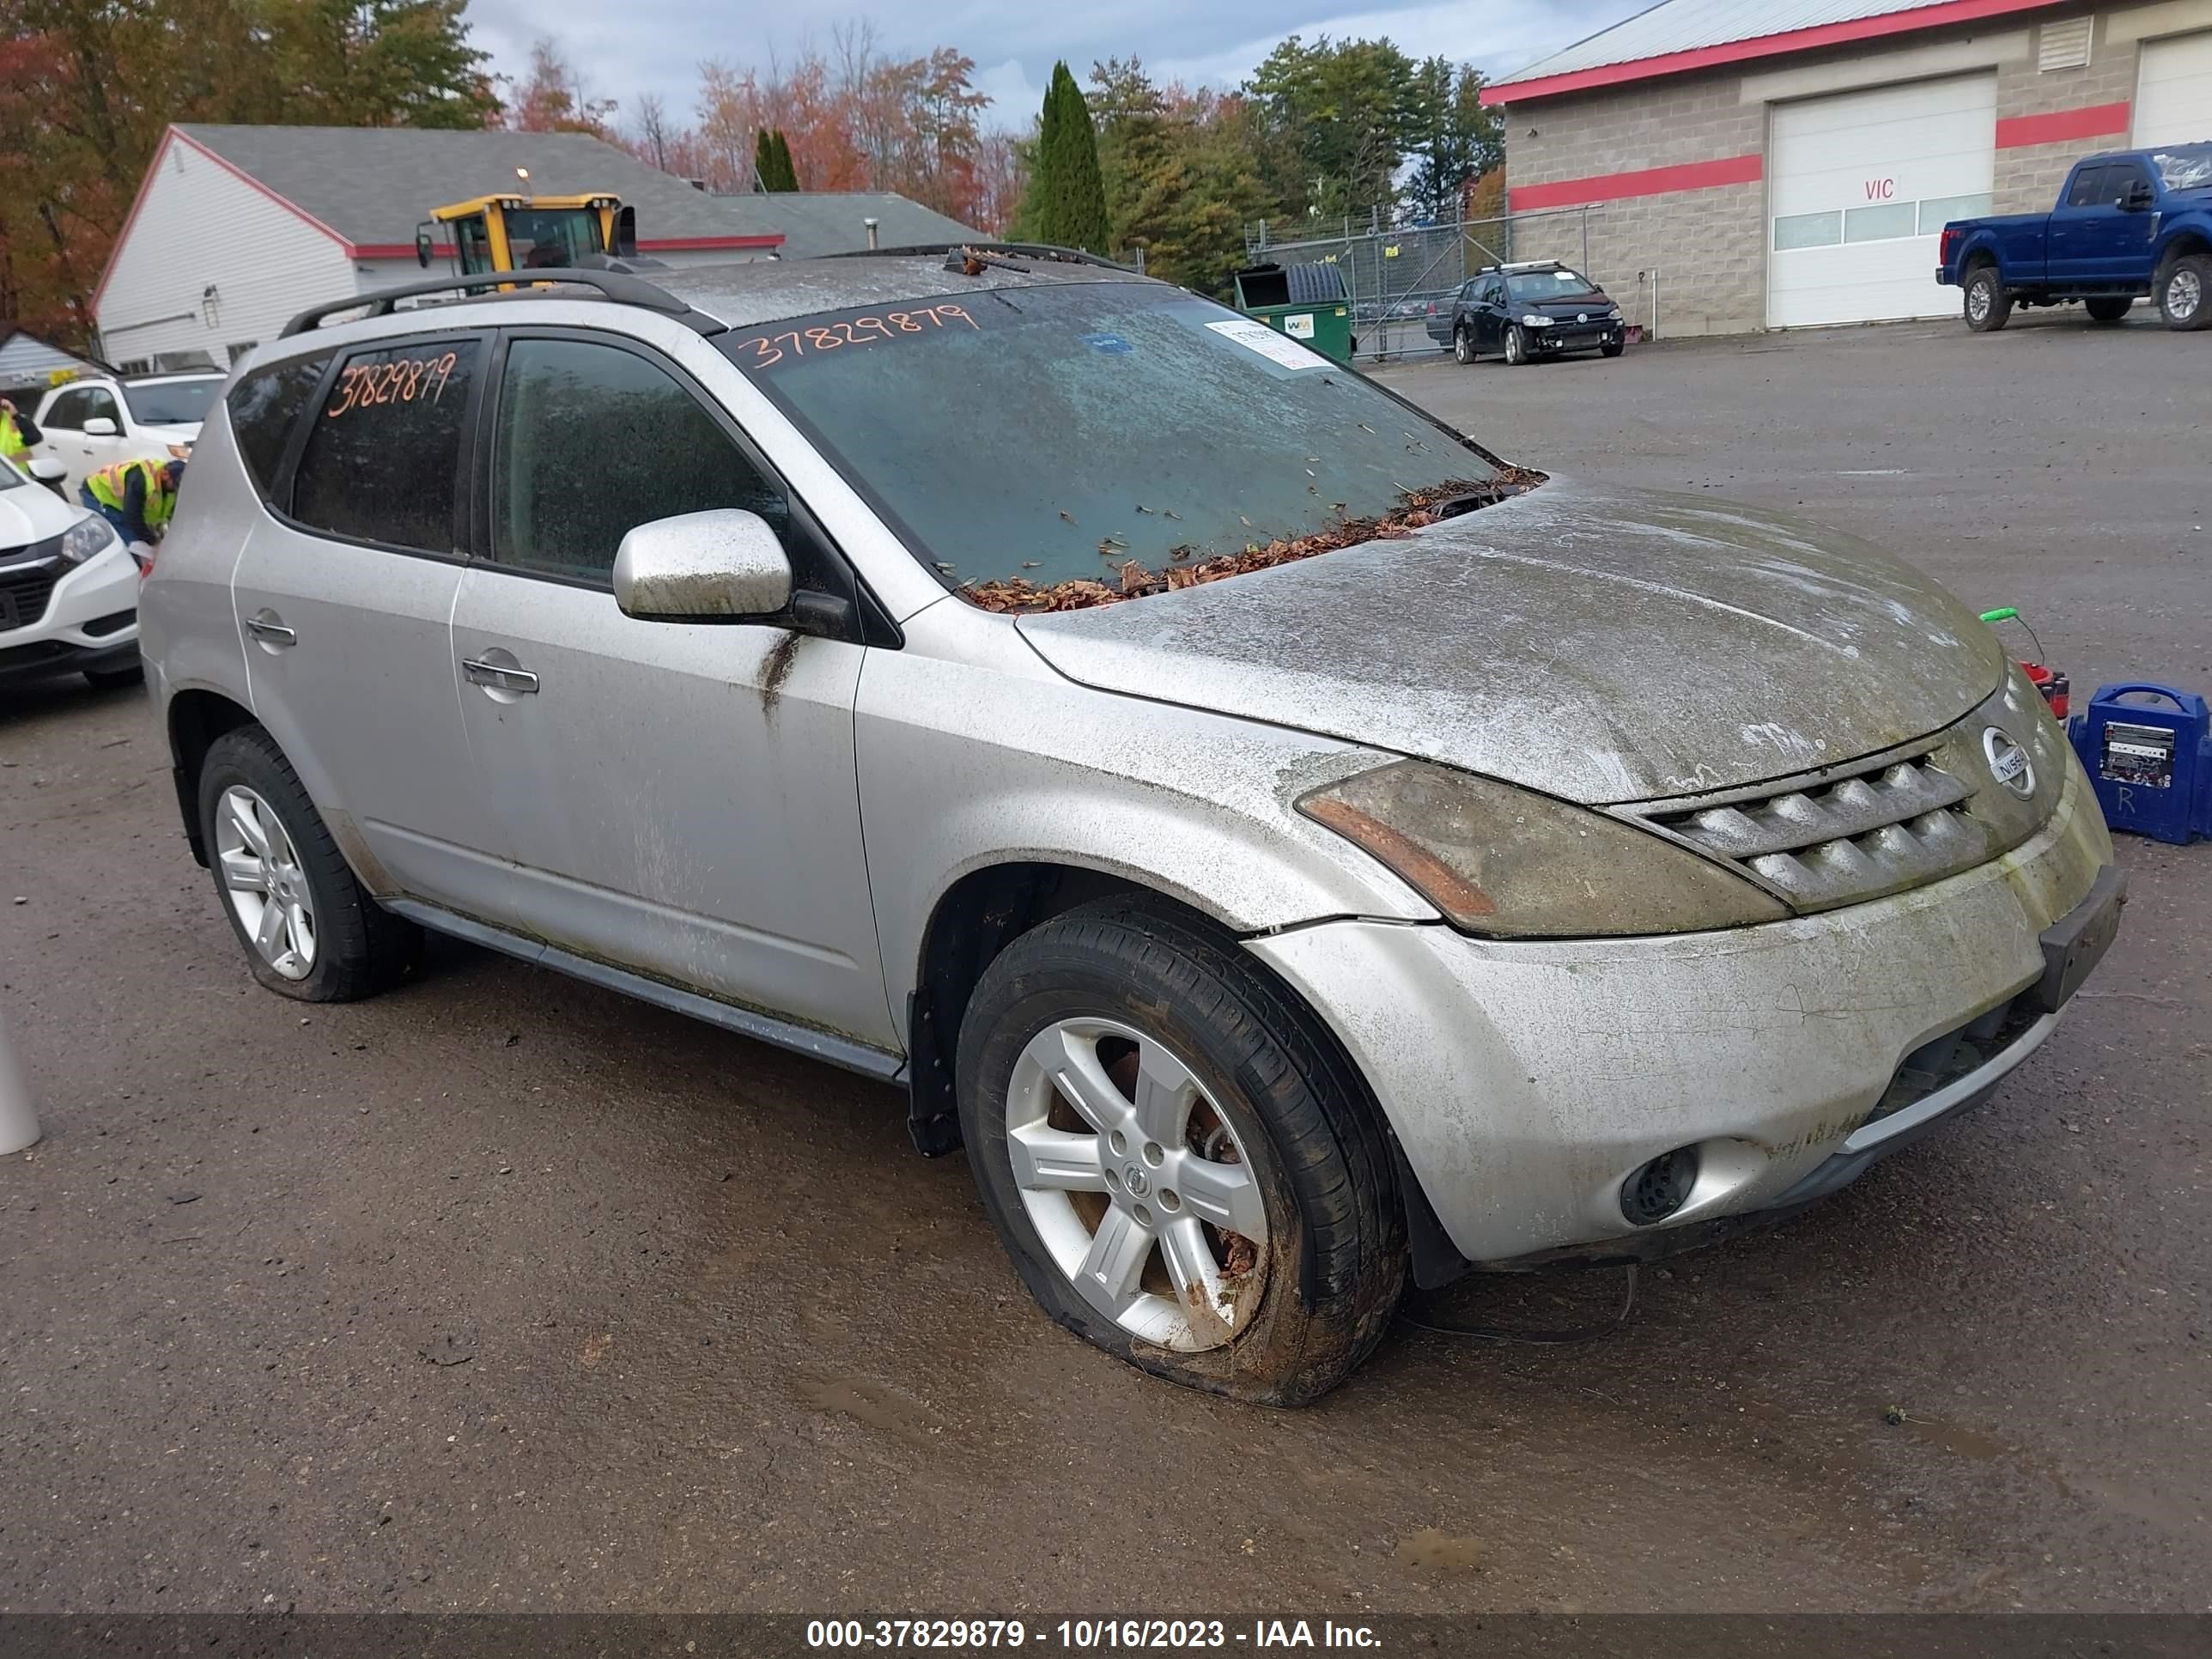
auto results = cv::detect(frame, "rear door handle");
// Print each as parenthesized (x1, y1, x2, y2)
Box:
(462, 656, 539, 695)
(244, 614, 295, 647)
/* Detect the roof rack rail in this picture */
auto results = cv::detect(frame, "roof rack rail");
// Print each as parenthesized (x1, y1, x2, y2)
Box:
(821, 241, 1140, 273)
(279, 268, 711, 339)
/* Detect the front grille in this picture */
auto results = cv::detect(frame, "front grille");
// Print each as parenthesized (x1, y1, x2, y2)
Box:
(2, 535, 65, 633)
(1622, 682, 2067, 913)
(0, 566, 59, 632)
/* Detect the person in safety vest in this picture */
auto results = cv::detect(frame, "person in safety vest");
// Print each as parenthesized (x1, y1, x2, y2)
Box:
(0, 398, 41, 461)
(81, 454, 185, 547)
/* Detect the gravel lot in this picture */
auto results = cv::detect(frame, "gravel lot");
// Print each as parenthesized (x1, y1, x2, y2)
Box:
(3, 314, 2206, 1615)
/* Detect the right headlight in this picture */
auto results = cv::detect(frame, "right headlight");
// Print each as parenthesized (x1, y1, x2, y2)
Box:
(58, 515, 119, 566)
(1296, 761, 1788, 939)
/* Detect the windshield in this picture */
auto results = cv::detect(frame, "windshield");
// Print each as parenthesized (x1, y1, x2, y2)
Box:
(121, 378, 220, 426)
(2153, 145, 2212, 192)
(507, 208, 605, 270)
(720, 281, 1504, 600)
(1506, 269, 1600, 302)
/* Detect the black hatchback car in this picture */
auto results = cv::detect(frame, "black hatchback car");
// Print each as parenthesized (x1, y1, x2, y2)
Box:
(1426, 262, 1626, 366)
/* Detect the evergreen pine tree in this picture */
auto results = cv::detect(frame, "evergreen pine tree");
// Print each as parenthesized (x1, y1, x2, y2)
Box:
(1012, 62, 1109, 252)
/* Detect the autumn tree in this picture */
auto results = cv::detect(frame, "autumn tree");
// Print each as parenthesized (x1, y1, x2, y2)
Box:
(1, 0, 498, 351)
(507, 36, 614, 133)
(1013, 62, 1108, 253)
(1088, 60, 1274, 295)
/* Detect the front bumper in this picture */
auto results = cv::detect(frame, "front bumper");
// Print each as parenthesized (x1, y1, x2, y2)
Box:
(1246, 757, 2115, 1268)
(0, 541, 139, 686)
(1532, 324, 1622, 351)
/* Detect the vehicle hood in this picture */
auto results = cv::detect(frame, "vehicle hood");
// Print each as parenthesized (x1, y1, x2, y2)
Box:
(1526, 292, 1614, 319)
(0, 477, 81, 551)
(137, 422, 203, 445)
(1015, 477, 2005, 805)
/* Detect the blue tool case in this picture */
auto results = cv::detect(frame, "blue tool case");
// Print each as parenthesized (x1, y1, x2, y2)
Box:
(2067, 684, 2211, 846)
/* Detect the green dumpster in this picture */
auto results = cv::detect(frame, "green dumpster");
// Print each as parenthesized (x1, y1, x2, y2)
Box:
(1231, 261, 1354, 363)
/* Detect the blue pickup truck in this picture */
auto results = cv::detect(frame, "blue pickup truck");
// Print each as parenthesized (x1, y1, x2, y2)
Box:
(1937, 143, 2212, 331)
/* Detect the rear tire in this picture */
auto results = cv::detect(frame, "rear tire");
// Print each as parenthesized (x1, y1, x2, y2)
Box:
(2084, 296, 2132, 324)
(2157, 254, 2209, 330)
(1964, 265, 2010, 332)
(1504, 323, 1531, 365)
(1452, 325, 1474, 365)
(197, 725, 422, 1002)
(956, 898, 1407, 1405)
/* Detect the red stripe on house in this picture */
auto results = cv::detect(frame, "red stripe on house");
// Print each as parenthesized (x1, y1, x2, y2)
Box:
(1482, 0, 2063, 104)
(348, 234, 783, 260)
(1510, 153, 1763, 211)
(1996, 101, 2132, 149)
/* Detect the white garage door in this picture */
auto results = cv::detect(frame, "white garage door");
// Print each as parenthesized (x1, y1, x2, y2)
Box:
(1767, 74, 1996, 328)
(2135, 31, 2212, 147)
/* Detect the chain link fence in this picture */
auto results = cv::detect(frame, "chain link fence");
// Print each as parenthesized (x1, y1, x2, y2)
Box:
(1243, 203, 1603, 362)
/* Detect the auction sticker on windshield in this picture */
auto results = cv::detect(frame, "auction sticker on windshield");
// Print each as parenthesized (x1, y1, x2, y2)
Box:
(1204, 318, 1328, 370)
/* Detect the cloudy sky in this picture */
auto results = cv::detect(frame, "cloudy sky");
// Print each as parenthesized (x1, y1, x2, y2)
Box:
(465, 0, 1649, 130)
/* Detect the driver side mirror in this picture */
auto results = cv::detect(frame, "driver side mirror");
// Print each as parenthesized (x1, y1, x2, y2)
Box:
(612, 509, 793, 623)
(27, 457, 66, 495)
(2125, 179, 2155, 210)
(83, 416, 118, 436)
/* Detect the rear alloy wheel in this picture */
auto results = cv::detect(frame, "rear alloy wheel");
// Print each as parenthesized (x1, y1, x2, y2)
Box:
(957, 898, 1406, 1404)
(1964, 266, 2011, 332)
(1453, 325, 1474, 365)
(197, 725, 422, 1001)
(1504, 323, 1531, 365)
(2084, 296, 2132, 324)
(2158, 254, 2209, 331)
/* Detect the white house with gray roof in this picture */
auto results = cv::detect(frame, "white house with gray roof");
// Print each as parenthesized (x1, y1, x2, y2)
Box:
(93, 125, 978, 372)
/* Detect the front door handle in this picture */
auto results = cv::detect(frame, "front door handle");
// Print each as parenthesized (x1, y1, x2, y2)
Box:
(244, 613, 295, 648)
(462, 655, 539, 695)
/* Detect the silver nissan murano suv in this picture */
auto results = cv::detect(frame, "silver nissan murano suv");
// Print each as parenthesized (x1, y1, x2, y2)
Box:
(140, 253, 2124, 1403)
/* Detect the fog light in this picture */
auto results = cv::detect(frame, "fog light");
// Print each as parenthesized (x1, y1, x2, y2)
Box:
(1620, 1146, 1700, 1226)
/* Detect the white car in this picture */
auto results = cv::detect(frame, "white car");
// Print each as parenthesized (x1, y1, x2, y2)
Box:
(0, 454, 142, 690)
(32, 372, 222, 493)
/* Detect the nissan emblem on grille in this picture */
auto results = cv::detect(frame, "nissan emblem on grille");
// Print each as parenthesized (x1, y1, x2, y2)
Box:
(1984, 727, 2035, 797)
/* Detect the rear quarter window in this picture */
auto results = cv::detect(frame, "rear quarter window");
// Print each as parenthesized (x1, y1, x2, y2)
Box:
(288, 339, 479, 554)
(226, 355, 331, 503)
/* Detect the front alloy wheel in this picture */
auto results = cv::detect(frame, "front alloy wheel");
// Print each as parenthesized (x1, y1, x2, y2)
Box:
(957, 898, 1407, 1404)
(1006, 1018, 1268, 1351)
(1504, 323, 1530, 365)
(2160, 255, 2209, 330)
(216, 785, 317, 980)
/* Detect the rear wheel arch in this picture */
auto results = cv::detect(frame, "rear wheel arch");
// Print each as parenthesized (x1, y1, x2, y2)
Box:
(167, 689, 257, 866)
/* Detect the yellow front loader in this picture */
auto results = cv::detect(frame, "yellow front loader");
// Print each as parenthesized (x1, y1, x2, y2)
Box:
(416, 185, 637, 276)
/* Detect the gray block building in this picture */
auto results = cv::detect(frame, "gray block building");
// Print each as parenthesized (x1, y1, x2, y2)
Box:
(1485, 0, 2212, 335)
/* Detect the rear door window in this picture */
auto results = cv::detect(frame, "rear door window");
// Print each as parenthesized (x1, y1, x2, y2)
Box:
(226, 354, 331, 504)
(80, 387, 122, 428)
(289, 338, 480, 554)
(488, 336, 787, 585)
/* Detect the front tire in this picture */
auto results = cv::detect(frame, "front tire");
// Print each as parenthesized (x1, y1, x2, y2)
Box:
(1452, 325, 1474, 365)
(1601, 339, 1626, 358)
(956, 899, 1407, 1405)
(1964, 265, 2011, 332)
(1504, 324, 1531, 365)
(197, 726, 422, 1001)
(2158, 254, 2209, 330)
(2085, 296, 2132, 324)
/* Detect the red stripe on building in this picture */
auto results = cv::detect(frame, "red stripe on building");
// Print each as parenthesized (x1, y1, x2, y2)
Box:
(1510, 153, 1763, 211)
(1483, 0, 2063, 104)
(1996, 101, 2132, 149)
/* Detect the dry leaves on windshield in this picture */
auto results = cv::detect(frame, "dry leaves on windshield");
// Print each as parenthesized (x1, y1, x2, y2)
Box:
(960, 471, 1547, 614)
